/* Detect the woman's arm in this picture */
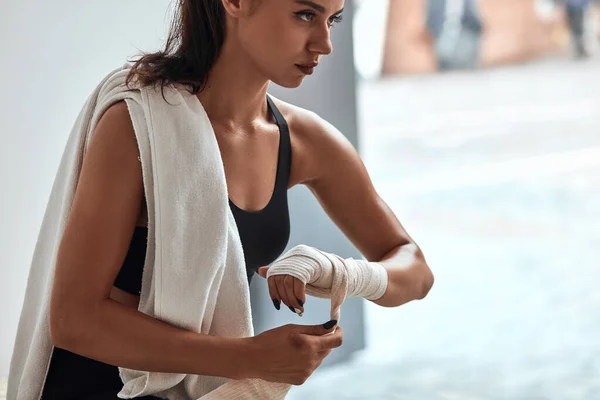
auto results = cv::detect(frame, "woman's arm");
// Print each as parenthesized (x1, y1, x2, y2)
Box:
(52, 297, 252, 379)
(49, 101, 250, 379)
(259, 242, 432, 310)
(371, 242, 434, 307)
(289, 109, 433, 309)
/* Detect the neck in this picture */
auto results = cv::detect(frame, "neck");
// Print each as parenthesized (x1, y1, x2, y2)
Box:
(196, 37, 271, 130)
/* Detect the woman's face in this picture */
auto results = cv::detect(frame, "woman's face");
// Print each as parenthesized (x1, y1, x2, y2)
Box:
(233, 0, 345, 88)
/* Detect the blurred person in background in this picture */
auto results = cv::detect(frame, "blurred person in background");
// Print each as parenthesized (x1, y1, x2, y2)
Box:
(426, 0, 483, 70)
(558, 0, 593, 57)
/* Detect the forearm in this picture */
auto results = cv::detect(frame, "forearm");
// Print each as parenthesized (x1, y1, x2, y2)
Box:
(371, 243, 434, 307)
(51, 298, 253, 380)
(266, 244, 432, 307)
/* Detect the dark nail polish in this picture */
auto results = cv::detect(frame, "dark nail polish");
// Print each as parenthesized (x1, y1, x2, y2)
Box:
(323, 320, 338, 330)
(289, 305, 296, 314)
(272, 299, 280, 310)
(297, 298, 304, 307)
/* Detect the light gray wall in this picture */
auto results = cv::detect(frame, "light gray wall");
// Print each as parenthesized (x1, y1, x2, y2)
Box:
(0, 0, 176, 378)
(251, 1, 365, 367)
(0, 1, 361, 378)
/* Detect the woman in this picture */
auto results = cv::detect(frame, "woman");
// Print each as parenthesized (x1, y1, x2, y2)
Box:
(40, 0, 433, 398)
(426, 0, 483, 70)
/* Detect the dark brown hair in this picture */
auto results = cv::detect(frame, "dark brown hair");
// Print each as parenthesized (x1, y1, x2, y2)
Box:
(125, 0, 226, 96)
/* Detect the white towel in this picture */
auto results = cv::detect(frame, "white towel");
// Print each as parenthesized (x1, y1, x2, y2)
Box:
(7, 63, 285, 400)
(7, 63, 387, 400)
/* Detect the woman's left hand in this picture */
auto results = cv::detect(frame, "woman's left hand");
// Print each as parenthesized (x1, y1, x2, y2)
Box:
(257, 266, 305, 316)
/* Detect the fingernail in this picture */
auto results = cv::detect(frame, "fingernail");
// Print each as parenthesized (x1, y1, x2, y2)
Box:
(289, 306, 303, 316)
(272, 299, 280, 310)
(323, 320, 338, 330)
(297, 298, 304, 307)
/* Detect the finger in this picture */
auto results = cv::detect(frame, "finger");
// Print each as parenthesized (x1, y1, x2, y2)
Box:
(257, 266, 269, 279)
(287, 277, 304, 314)
(267, 276, 281, 311)
(293, 278, 306, 311)
(312, 355, 326, 371)
(274, 275, 291, 309)
(276, 276, 292, 309)
(283, 276, 302, 315)
(298, 320, 338, 336)
(317, 349, 332, 359)
(292, 320, 338, 336)
(314, 327, 344, 351)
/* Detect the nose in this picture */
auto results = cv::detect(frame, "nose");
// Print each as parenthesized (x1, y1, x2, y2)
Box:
(308, 25, 333, 56)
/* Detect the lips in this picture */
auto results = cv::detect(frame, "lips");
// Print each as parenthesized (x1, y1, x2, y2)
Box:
(296, 63, 318, 75)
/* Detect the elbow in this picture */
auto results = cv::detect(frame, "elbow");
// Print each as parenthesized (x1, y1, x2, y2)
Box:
(49, 302, 82, 349)
(49, 301, 93, 350)
(374, 262, 434, 307)
(416, 262, 434, 300)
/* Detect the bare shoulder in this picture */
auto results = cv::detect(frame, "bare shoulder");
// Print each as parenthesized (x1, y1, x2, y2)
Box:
(269, 95, 356, 187)
(269, 96, 408, 262)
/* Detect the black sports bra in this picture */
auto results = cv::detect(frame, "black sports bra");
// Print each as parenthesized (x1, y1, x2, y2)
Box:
(113, 95, 292, 295)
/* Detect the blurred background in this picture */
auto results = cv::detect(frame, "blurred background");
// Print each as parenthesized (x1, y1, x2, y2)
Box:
(1, 1, 599, 399)
(289, 0, 600, 399)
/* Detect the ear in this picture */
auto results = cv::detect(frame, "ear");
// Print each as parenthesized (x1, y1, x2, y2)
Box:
(221, 0, 257, 18)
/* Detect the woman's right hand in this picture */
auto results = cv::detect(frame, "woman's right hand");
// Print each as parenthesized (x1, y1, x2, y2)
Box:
(246, 320, 342, 385)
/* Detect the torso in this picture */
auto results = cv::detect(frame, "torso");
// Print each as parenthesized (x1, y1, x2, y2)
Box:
(109, 96, 317, 310)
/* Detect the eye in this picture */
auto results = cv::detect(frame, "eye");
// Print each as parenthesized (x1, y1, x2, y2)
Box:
(295, 11, 316, 22)
(328, 14, 343, 27)
(295, 11, 344, 28)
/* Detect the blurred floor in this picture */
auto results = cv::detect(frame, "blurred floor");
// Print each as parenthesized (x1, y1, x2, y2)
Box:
(288, 58, 600, 399)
